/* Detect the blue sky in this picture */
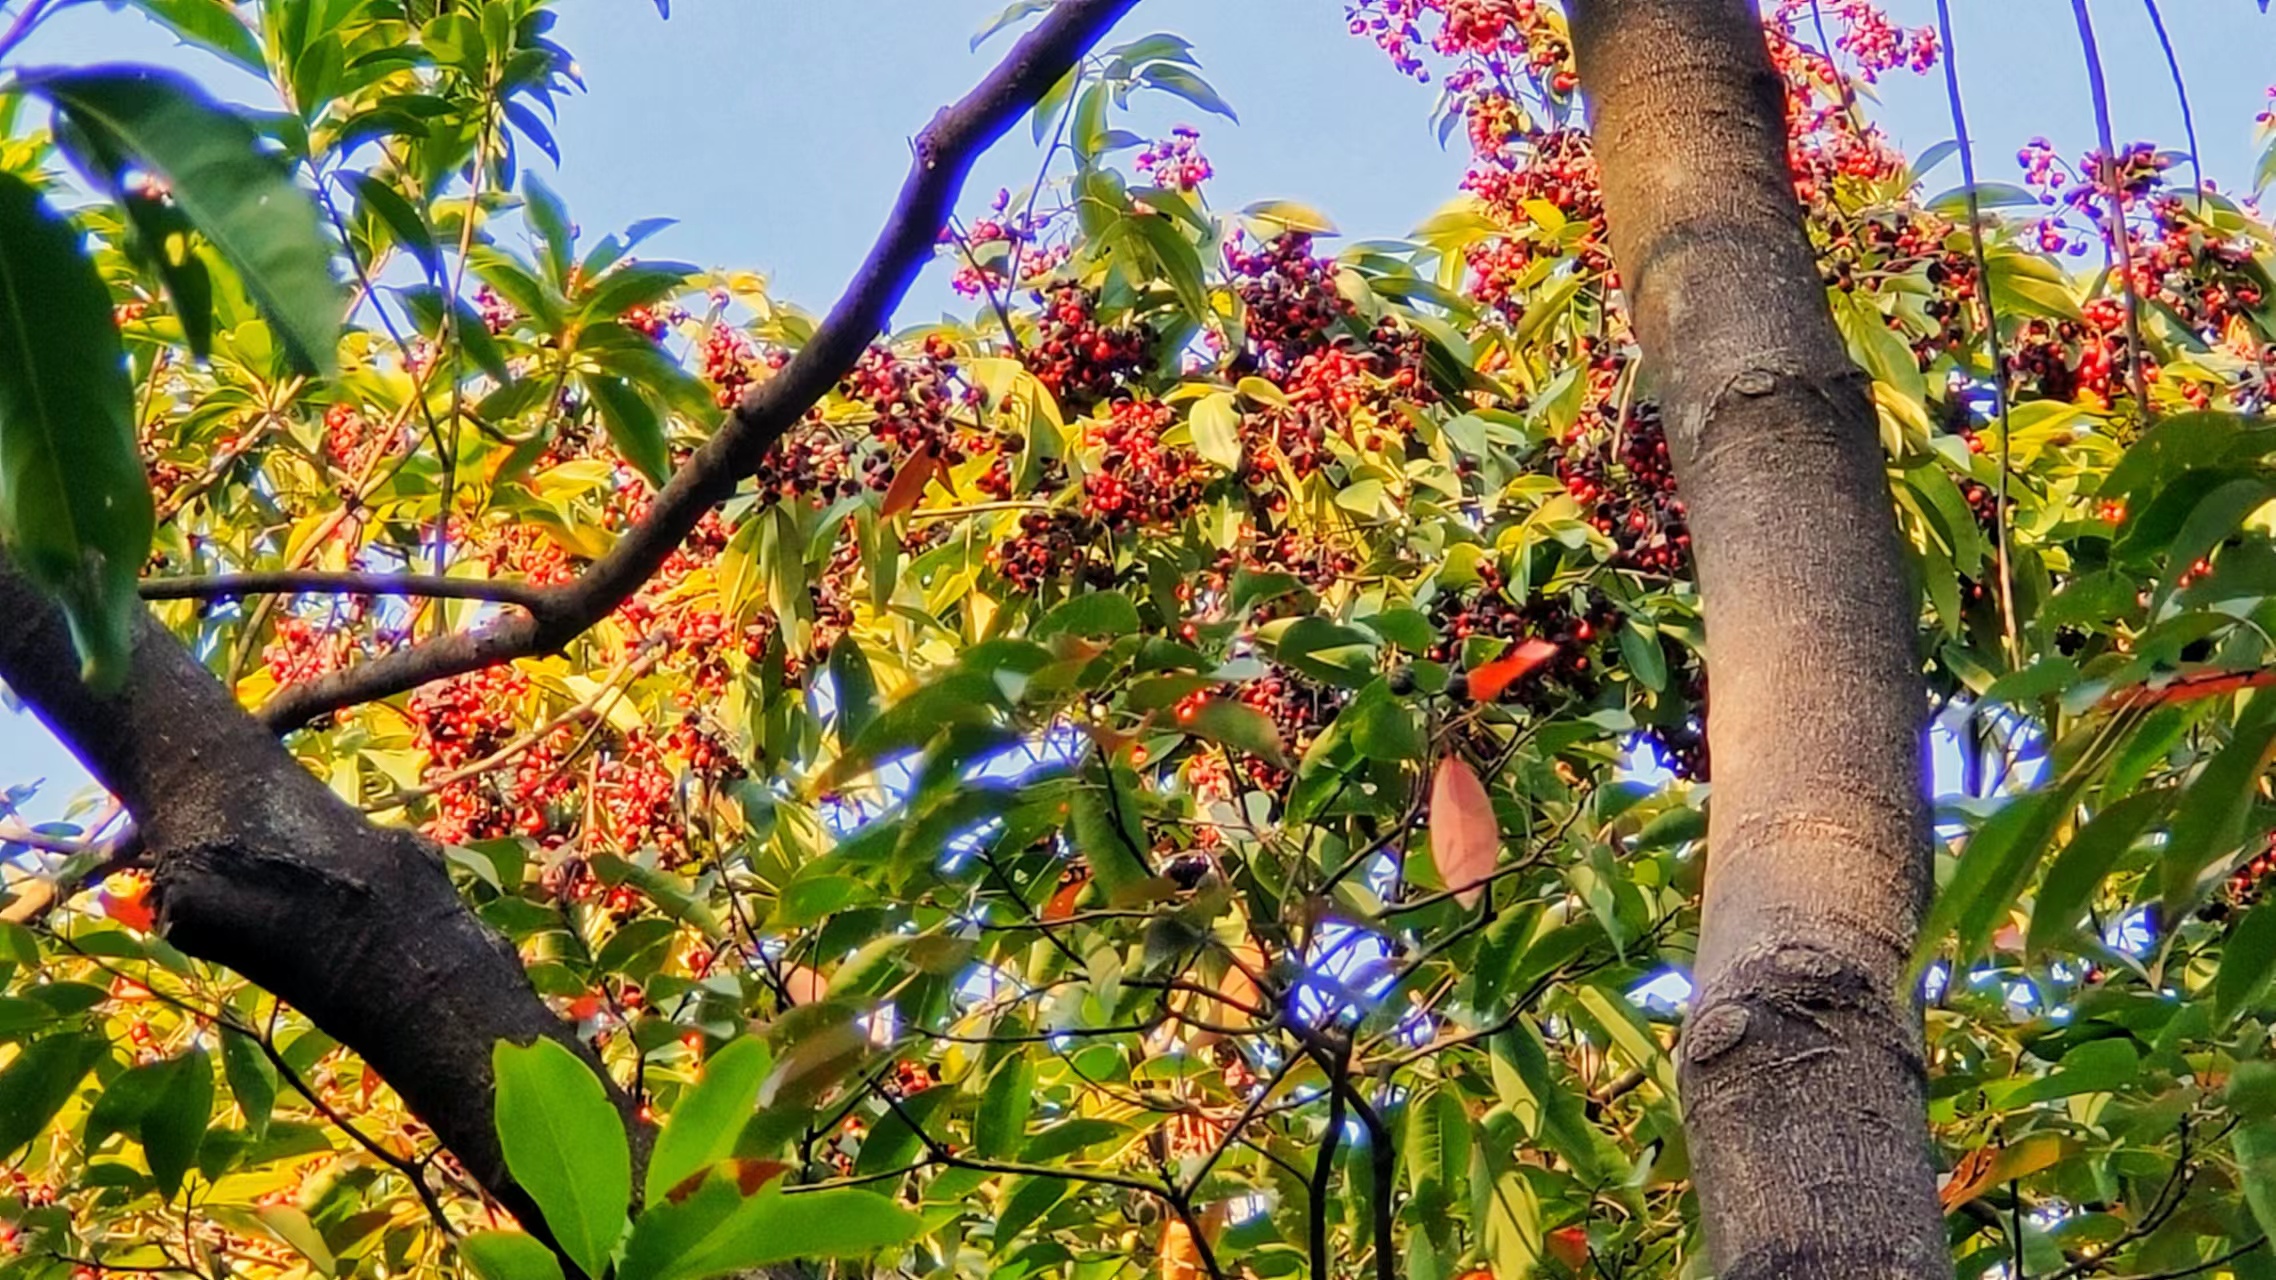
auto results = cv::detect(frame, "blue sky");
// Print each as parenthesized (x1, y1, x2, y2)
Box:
(3, 0, 2271, 822)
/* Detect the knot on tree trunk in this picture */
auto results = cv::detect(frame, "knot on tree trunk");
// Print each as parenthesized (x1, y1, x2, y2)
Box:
(1679, 939, 1922, 1081)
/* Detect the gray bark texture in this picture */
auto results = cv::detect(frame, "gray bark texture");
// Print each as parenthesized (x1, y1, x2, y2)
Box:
(1568, 2, 1953, 1277)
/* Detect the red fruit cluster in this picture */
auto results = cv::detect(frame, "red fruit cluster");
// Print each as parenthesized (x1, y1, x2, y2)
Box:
(1022, 284, 1151, 409)
(1244, 324, 1430, 480)
(1083, 399, 1208, 531)
(990, 509, 1102, 592)
(1234, 665, 1349, 790)
(1429, 580, 1615, 707)
(1555, 401, 1691, 576)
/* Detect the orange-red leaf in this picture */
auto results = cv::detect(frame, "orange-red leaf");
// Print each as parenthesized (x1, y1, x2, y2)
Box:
(1548, 1226, 1590, 1270)
(880, 446, 939, 520)
(1043, 868, 1091, 922)
(1469, 637, 1559, 702)
(1429, 755, 1499, 907)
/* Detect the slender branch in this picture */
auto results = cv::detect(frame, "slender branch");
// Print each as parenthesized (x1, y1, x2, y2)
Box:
(139, 571, 551, 612)
(2140, 0, 2202, 214)
(254, 0, 1141, 733)
(1306, 1037, 1350, 1280)
(1931, 0, 2021, 668)
(2070, 0, 2153, 415)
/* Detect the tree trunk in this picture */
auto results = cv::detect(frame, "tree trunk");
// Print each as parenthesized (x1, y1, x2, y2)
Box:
(1567, 3, 1951, 1277)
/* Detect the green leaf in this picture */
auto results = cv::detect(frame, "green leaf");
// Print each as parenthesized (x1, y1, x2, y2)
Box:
(579, 263, 695, 325)
(1182, 698, 1289, 766)
(0, 171, 152, 691)
(219, 1027, 277, 1140)
(143, 1047, 213, 1200)
(460, 1230, 567, 1280)
(2006, 1037, 2138, 1105)
(975, 1055, 1034, 1159)
(492, 1038, 631, 1279)
(585, 374, 671, 486)
(1241, 199, 1337, 236)
(2162, 688, 2276, 914)
(26, 67, 343, 375)
(1189, 391, 1241, 470)
(1273, 618, 1379, 688)
(623, 1179, 922, 1280)
(2244, 1121, 2276, 1259)
(1917, 781, 2080, 969)
(2223, 905, 2276, 1024)
(126, 0, 266, 72)
(646, 1037, 773, 1205)
(2029, 788, 2170, 956)
(340, 170, 440, 281)
(1617, 620, 1667, 693)
(0, 1031, 103, 1159)
(1342, 678, 1424, 763)
(523, 173, 575, 284)
(1138, 63, 1237, 122)
(827, 637, 879, 747)
(1033, 590, 1140, 641)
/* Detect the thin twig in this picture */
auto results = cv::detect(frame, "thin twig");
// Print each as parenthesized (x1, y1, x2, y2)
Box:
(140, 570, 551, 612)
(2070, 0, 2153, 415)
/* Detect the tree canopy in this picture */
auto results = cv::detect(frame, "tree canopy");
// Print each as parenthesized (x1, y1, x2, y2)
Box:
(2, 1, 2276, 1277)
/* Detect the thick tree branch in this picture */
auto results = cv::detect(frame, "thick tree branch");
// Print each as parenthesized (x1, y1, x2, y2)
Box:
(256, 0, 1138, 734)
(0, 554, 610, 1239)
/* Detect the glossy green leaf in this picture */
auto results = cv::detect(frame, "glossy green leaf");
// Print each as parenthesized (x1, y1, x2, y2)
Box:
(460, 1230, 567, 1280)
(27, 67, 343, 375)
(492, 1038, 630, 1279)
(586, 374, 672, 486)
(2162, 688, 2276, 914)
(2029, 787, 2169, 956)
(623, 1179, 922, 1280)
(143, 1046, 213, 1200)
(0, 1030, 104, 1160)
(0, 171, 152, 691)
(975, 1055, 1035, 1159)
(646, 1037, 773, 1204)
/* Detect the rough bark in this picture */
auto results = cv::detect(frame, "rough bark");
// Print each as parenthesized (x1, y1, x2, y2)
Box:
(0, 557, 604, 1237)
(0, 0, 1132, 1252)
(1568, 3, 1950, 1278)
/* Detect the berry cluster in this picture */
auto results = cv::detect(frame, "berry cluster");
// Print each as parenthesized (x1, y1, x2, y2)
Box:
(1227, 234, 1356, 378)
(1138, 126, 1214, 192)
(1022, 284, 1152, 409)
(1429, 580, 1616, 707)
(1555, 401, 1691, 576)
(1083, 399, 1208, 531)
(1234, 665, 1349, 790)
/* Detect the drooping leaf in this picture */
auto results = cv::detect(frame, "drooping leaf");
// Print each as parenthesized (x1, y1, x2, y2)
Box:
(1430, 754, 1500, 907)
(975, 1055, 1036, 1159)
(0, 171, 152, 691)
(142, 1046, 214, 1200)
(0, 1030, 104, 1159)
(585, 374, 672, 486)
(26, 66, 344, 375)
(491, 1038, 631, 1279)
(339, 170, 441, 280)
